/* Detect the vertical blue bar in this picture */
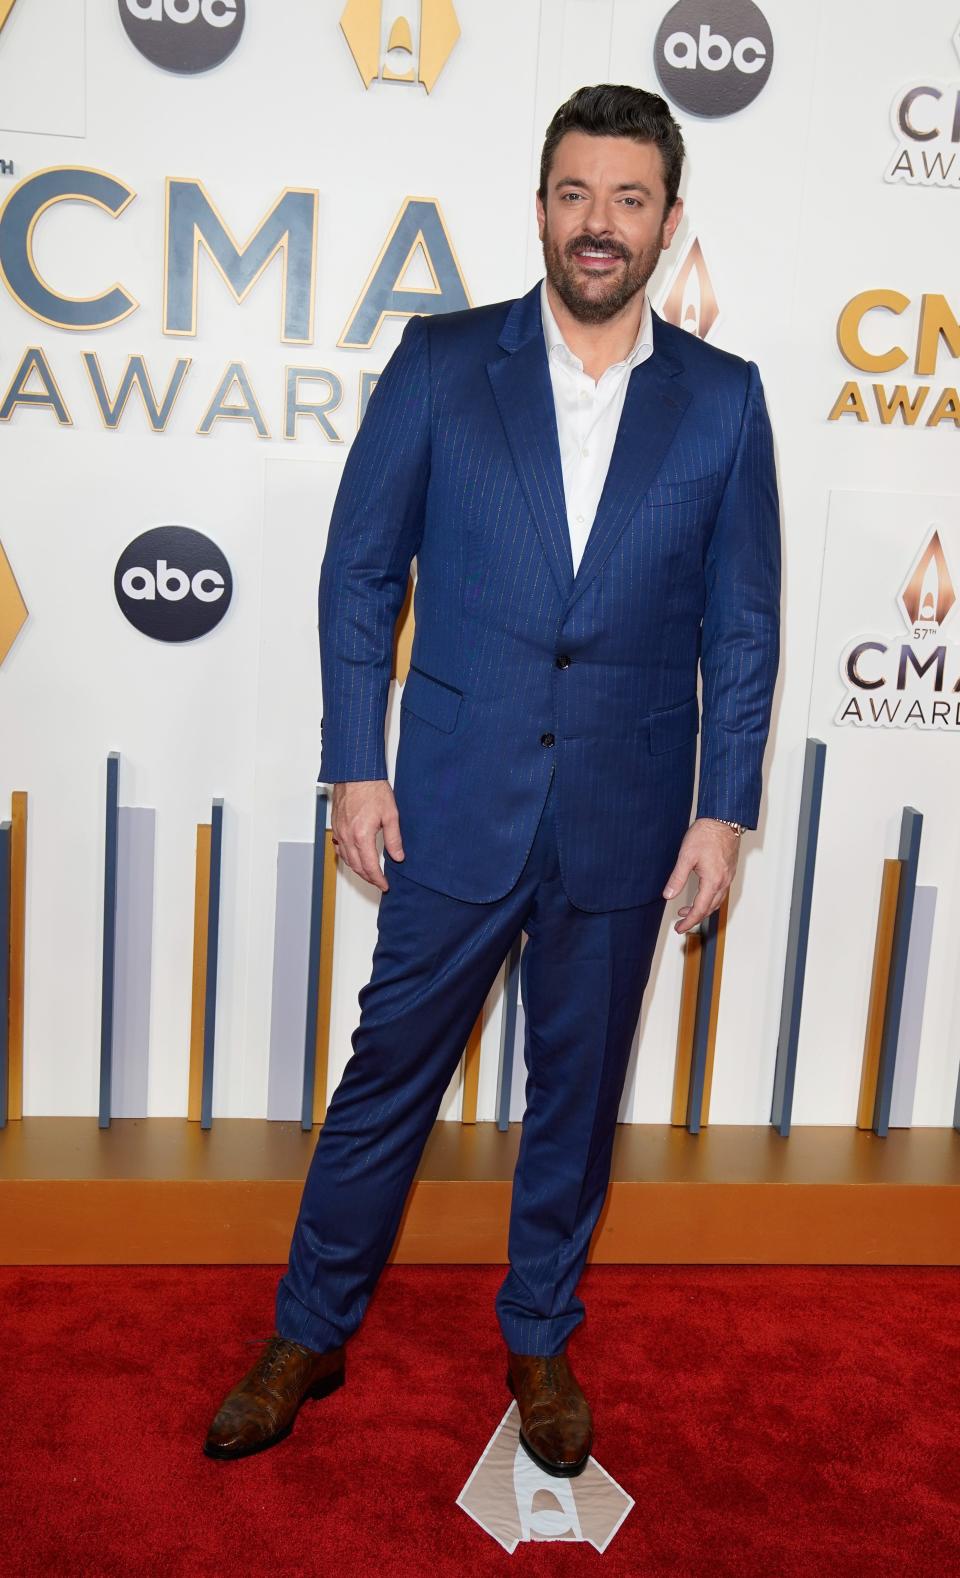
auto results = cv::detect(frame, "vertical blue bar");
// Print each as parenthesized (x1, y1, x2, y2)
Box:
(0, 821, 10, 1130)
(301, 786, 328, 1132)
(98, 752, 120, 1129)
(495, 934, 523, 1132)
(874, 806, 923, 1138)
(686, 906, 720, 1135)
(771, 738, 827, 1137)
(200, 798, 224, 1132)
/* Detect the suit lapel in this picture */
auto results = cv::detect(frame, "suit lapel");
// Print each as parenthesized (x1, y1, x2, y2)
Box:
(487, 301, 574, 602)
(487, 285, 692, 611)
(565, 337, 691, 614)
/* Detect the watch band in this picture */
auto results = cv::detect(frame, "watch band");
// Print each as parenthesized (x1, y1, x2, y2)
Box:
(713, 818, 745, 836)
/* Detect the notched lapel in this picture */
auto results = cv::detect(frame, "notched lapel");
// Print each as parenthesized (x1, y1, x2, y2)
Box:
(565, 356, 692, 614)
(487, 334, 574, 603)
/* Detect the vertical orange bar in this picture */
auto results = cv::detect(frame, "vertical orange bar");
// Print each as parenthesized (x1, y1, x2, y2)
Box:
(392, 572, 416, 686)
(698, 892, 729, 1128)
(671, 930, 702, 1125)
(311, 828, 338, 1125)
(187, 824, 211, 1123)
(6, 791, 26, 1121)
(858, 859, 902, 1130)
(459, 1008, 483, 1124)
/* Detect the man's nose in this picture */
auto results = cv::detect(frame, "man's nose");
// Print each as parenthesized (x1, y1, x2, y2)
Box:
(581, 204, 615, 235)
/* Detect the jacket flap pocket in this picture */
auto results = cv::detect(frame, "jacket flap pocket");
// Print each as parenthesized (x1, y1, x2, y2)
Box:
(400, 665, 462, 732)
(648, 695, 699, 754)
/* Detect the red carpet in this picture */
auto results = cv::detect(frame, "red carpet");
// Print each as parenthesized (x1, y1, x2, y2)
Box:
(2, 1264, 958, 1576)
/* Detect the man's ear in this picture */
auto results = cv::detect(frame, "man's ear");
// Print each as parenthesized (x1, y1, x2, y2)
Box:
(661, 196, 684, 250)
(535, 191, 546, 240)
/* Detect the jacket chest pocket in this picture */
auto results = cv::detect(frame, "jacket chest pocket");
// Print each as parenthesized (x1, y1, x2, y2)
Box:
(643, 469, 723, 509)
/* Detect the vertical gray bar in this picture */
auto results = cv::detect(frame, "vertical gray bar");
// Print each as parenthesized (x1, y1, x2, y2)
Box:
(0, 821, 9, 1129)
(889, 885, 937, 1129)
(112, 807, 156, 1120)
(268, 842, 313, 1121)
(771, 738, 827, 1137)
(98, 752, 120, 1129)
(874, 806, 923, 1137)
(495, 933, 523, 1131)
(200, 798, 224, 1132)
(301, 787, 329, 1132)
(686, 905, 720, 1134)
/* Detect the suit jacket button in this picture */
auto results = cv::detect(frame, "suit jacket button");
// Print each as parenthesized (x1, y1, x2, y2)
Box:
(555, 654, 571, 668)
(540, 732, 555, 747)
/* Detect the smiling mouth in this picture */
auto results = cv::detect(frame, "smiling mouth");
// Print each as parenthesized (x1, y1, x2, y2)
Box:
(570, 247, 623, 270)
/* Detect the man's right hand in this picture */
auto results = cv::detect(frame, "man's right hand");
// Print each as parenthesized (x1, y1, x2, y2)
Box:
(330, 779, 404, 893)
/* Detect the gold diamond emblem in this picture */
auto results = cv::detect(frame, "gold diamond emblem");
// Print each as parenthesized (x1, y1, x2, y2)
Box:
(340, 0, 460, 92)
(0, 536, 28, 665)
(658, 236, 720, 341)
(898, 528, 956, 633)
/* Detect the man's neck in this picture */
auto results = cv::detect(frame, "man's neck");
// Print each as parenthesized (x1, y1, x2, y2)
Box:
(544, 276, 647, 383)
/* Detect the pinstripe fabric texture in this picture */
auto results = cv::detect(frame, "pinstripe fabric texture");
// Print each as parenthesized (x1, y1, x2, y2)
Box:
(317, 278, 781, 911)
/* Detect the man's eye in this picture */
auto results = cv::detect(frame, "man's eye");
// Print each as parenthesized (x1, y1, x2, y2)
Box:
(560, 191, 583, 200)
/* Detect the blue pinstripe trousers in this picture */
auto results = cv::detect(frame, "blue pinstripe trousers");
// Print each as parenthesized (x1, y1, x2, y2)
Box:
(274, 770, 666, 1357)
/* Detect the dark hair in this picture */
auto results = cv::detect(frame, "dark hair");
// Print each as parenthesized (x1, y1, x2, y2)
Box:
(538, 84, 685, 214)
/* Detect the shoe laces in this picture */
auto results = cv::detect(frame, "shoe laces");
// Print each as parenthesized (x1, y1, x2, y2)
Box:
(243, 1334, 309, 1386)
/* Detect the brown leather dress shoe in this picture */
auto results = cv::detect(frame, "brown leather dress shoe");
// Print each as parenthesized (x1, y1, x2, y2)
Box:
(506, 1349, 593, 1478)
(203, 1334, 345, 1460)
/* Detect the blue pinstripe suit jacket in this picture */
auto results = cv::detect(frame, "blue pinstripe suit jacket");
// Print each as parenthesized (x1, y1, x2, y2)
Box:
(318, 278, 781, 911)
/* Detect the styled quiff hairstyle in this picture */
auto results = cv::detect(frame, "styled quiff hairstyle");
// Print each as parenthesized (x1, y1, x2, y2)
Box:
(538, 84, 685, 214)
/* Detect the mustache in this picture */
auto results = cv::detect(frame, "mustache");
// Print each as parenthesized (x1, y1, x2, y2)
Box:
(564, 236, 630, 260)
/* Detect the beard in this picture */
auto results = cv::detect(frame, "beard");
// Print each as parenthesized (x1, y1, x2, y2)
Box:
(541, 219, 664, 324)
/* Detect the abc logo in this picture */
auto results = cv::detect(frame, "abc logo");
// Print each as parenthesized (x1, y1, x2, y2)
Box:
(115, 526, 233, 642)
(118, 0, 245, 75)
(654, 0, 773, 118)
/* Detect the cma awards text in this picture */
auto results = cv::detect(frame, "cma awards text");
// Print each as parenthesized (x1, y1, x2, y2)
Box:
(0, 169, 471, 441)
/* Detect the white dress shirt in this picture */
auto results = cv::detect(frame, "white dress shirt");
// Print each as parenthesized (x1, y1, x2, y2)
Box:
(540, 276, 654, 575)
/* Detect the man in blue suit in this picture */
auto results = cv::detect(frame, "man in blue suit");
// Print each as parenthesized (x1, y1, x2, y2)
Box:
(205, 84, 780, 1473)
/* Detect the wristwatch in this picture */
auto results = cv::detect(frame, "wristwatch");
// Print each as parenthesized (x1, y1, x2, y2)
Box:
(712, 817, 746, 837)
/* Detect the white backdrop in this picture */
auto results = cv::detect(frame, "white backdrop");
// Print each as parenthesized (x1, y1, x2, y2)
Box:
(0, 0, 957, 1123)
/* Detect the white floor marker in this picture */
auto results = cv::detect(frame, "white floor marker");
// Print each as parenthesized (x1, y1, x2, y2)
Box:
(457, 1401, 634, 1553)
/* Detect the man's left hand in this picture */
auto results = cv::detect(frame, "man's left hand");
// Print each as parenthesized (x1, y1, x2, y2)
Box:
(662, 819, 741, 935)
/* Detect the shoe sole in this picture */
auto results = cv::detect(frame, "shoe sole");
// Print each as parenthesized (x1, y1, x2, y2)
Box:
(505, 1369, 590, 1479)
(203, 1365, 345, 1461)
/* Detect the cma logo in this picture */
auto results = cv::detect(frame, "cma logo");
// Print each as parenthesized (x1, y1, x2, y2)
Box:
(885, 25, 960, 187)
(838, 529, 960, 732)
(119, 0, 245, 75)
(115, 526, 233, 641)
(654, 0, 773, 118)
(340, 0, 460, 92)
(0, 171, 469, 348)
(829, 291, 960, 428)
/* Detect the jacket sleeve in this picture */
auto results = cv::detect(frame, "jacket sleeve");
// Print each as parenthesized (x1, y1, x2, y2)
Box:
(317, 312, 431, 783)
(694, 359, 781, 829)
